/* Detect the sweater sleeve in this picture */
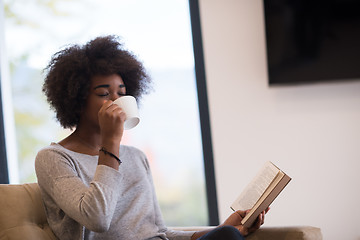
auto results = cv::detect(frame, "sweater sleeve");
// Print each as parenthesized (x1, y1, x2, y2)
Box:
(35, 147, 122, 232)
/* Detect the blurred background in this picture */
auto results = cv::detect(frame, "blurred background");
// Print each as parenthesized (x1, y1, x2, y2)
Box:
(1, 0, 208, 227)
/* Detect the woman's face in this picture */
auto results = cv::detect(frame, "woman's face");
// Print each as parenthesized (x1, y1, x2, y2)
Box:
(80, 74, 126, 131)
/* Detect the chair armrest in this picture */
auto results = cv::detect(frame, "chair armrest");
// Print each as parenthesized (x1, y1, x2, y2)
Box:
(169, 226, 215, 232)
(247, 226, 322, 240)
(169, 226, 322, 240)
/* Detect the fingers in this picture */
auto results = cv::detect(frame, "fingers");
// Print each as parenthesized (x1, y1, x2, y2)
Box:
(256, 211, 265, 227)
(260, 211, 265, 225)
(235, 210, 246, 218)
(100, 100, 114, 111)
(254, 213, 263, 230)
(224, 210, 266, 237)
(100, 100, 126, 120)
(98, 100, 126, 137)
(101, 100, 120, 113)
(265, 207, 270, 214)
(246, 211, 265, 234)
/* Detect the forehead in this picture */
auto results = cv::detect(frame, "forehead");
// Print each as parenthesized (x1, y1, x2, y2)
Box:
(90, 74, 125, 87)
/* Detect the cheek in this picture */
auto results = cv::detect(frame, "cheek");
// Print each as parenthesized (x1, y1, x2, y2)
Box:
(94, 100, 108, 117)
(88, 98, 106, 109)
(83, 100, 102, 119)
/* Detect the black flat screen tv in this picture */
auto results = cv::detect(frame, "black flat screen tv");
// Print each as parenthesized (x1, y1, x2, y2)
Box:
(263, 0, 360, 85)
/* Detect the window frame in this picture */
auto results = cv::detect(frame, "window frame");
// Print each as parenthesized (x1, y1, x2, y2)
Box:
(0, 82, 9, 184)
(189, 0, 219, 225)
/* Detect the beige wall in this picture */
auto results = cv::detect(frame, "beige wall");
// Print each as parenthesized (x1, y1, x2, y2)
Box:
(198, 0, 360, 239)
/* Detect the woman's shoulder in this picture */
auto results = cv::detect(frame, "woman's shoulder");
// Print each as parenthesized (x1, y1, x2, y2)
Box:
(35, 143, 78, 179)
(120, 144, 146, 157)
(36, 143, 67, 158)
(35, 143, 91, 168)
(120, 145, 150, 169)
(38, 143, 98, 158)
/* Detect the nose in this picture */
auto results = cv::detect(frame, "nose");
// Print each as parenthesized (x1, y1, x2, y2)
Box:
(110, 93, 119, 101)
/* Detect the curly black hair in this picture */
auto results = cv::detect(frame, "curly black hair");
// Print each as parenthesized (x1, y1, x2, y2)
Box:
(42, 35, 151, 129)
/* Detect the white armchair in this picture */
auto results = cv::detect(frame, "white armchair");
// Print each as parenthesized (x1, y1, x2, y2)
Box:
(170, 226, 323, 240)
(0, 183, 322, 240)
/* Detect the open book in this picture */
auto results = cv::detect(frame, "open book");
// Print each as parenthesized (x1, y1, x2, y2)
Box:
(230, 161, 291, 228)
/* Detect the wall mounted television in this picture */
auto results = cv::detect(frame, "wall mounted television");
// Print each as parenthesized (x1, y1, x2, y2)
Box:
(263, 0, 360, 85)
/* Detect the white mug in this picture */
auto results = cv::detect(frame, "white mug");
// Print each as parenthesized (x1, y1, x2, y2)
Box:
(113, 96, 140, 130)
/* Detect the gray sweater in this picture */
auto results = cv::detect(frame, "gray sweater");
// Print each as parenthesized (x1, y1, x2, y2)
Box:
(35, 143, 194, 240)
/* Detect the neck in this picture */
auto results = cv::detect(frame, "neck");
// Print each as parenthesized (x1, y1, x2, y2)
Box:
(58, 127, 102, 156)
(58, 118, 104, 155)
(73, 128, 101, 149)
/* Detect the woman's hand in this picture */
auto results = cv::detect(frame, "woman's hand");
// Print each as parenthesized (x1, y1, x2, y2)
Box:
(191, 209, 268, 240)
(221, 209, 267, 236)
(98, 100, 126, 143)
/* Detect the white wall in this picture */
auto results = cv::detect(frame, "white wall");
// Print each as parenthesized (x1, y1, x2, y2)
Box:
(198, 0, 360, 239)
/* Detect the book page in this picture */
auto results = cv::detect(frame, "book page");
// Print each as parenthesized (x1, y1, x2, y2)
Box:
(231, 161, 279, 211)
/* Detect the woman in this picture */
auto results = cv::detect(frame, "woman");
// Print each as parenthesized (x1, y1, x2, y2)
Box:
(35, 35, 265, 240)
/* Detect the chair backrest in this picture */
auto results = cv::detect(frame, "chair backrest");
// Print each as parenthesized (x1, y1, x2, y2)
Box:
(0, 183, 57, 240)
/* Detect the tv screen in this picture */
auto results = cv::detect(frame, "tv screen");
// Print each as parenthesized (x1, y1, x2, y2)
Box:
(263, 0, 360, 85)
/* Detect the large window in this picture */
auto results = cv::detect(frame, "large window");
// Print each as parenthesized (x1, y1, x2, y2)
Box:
(2, 0, 210, 226)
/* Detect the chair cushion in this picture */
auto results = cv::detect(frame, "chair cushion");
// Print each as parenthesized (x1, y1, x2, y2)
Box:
(0, 183, 57, 240)
(0, 225, 56, 240)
